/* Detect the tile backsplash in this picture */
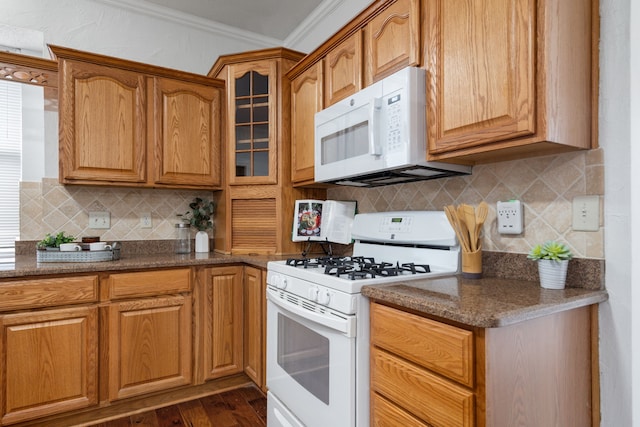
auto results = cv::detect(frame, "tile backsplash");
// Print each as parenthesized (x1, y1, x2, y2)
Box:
(327, 149, 604, 259)
(20, 179, 213, 243)
(20, 149, 604, 259)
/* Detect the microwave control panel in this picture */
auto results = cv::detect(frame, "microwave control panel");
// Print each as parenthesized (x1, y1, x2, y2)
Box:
(386, 93, 403, 151)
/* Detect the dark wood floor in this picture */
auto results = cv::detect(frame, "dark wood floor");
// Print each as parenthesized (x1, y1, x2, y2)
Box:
(90, 386, 267, 427)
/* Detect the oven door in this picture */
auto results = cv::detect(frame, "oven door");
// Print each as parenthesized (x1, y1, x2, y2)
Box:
(266, 286, 356, 427)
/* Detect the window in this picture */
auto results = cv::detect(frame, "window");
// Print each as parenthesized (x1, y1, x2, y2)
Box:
(0, 80, 21, 259)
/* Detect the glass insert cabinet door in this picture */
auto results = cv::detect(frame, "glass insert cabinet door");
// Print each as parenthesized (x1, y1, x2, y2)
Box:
(228, 62, 277, 184)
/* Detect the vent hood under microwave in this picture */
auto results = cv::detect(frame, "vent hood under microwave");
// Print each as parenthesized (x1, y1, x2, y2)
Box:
(314, 67, 471, 187)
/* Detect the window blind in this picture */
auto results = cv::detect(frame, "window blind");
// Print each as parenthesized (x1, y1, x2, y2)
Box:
(0, 80, 22, 254)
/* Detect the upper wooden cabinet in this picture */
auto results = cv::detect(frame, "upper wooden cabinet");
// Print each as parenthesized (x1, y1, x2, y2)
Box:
(364, 0, 420, 86)
(291, 61, 323, 185)
(209, 49, 326, 255)
(324, 0, 421, 106)
(216, 60, 278, 185)
(151, 77, 222, 187)
(324, 32, 362, 106)
(52, 45, 224, 189)
(58, 58, 147, 184)
(287, 0, 421, 186)
(425, 0, 595, 163)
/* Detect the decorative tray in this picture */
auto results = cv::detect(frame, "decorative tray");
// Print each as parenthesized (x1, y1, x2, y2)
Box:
(36, 247, 120, 263)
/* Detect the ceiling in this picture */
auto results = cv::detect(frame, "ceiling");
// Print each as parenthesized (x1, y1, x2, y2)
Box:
(117, 0, 325, 41)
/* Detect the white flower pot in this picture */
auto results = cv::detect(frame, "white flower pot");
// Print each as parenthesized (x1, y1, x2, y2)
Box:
(537, 259, 569, 289)
(195, 230, 209, 253)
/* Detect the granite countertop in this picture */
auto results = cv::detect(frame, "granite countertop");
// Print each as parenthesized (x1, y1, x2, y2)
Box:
(0, 252, 287, 279)
(362, 275, 608, 328)
(2, 246, 608, 330)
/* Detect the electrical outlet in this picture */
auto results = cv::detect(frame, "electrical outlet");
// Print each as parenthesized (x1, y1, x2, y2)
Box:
(89, 211, 110, 229)
(140, 213, 152, 228)
(572, 195, 599, 231)
(497, 200, 523, 234)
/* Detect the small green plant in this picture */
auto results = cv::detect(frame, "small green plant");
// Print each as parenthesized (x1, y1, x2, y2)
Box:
(527, 241, 573, 261)
(179, 197, 215, 232)
(37, 231, 76, 249)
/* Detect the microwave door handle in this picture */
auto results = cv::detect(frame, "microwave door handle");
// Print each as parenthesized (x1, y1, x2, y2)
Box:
(368, 98, 382, 156)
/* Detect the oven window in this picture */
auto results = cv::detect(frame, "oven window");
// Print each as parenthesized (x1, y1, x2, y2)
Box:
(320, 121, 369, 165)
(277, 313, 330, 404)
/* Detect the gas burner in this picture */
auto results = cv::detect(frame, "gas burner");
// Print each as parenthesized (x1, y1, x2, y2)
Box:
(400, 263, 431, 274)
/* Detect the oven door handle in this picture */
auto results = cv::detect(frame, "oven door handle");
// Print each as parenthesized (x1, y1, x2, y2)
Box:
(267, 287, 356, 337)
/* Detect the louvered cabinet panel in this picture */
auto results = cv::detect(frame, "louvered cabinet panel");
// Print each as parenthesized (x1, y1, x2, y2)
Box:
(231, 198, 277, 252)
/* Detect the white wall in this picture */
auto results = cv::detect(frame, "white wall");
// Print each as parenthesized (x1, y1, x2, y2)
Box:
(600, 0, 635, 425)
(629, 0, 639, 424)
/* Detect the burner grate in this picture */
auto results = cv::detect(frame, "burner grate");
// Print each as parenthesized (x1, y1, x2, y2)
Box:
(285, 257, 433, 281)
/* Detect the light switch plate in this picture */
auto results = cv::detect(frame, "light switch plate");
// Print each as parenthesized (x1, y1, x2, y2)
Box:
(140, 212, 152, 228)
(497, 200, 523, 234)
(572, 195, 599, 231)
(89, 211, 110, 229)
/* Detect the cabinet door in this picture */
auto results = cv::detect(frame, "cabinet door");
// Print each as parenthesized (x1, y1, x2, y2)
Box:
(59, 59, 147, 183)
(243, 266, 266, 390)
(108, 295, 192, 400)
(202, 266, 244, 380)
(0, 306, 98, 425)
(364, 0, 421, 86)
(324, 31, 362, 106)
(226, 62, 278, 185)
(291, 62, 323, 185)
(151, 77, 222, 188)
(425, 0, 536, 153)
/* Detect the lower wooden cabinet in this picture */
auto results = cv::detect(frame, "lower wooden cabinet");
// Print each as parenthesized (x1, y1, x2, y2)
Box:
(200, 266, 244, 380)
(370, 302, 595, 427)
(0, 306, 98, 425)
(243, 266, 266, 390)
(371, 303, 474, 427)
(106, 294, 192, 401)
(0, 265, 269, 425)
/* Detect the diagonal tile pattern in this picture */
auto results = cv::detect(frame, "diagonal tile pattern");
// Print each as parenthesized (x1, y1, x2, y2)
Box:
(20, 179, 214, 243)
(20, 149, 603, 259)
(327, 149, 604, 258)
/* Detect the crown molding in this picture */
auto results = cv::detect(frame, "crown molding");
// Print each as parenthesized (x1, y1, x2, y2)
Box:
(91, 0, 282, 48)
(283, 0, 344, 49)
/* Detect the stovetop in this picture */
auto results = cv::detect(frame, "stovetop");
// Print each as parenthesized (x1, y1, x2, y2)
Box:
(285, 255, 433, 279)
(267, 211, 462, 310)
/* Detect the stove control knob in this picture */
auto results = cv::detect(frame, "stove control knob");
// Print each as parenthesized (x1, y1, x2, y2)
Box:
(276, 277, 288, 290)
(318, 289, 331, 305)
(308, 286, 319, 301)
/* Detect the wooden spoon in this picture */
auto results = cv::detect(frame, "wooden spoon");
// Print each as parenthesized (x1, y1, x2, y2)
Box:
(444, 205, 470, 252)
(462, 204, 478, 251)
(474, 202, 488, 248)
(456, 205, 472, 252)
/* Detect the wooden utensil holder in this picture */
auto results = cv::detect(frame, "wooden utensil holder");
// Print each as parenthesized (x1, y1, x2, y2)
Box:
(462, 248, 482, 279)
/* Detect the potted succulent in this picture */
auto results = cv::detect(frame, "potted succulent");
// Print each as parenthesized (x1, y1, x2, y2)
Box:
(179, 197, 215, 253)
(36, 231, 76, 250)
(527, 240, 573, 289)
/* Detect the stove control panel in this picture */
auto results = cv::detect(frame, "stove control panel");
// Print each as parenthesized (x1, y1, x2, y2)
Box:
(351, 210, 457, 246)
(379, 215, 413, 232)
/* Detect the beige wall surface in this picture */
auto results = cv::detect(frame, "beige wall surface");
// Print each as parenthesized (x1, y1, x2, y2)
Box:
(328, 149, 604, 259)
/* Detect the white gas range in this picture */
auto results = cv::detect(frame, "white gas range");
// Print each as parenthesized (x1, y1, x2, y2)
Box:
(266, 211, 461, 427)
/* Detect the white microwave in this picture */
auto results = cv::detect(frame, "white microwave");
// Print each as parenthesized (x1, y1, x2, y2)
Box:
(314, 67, 471, 187)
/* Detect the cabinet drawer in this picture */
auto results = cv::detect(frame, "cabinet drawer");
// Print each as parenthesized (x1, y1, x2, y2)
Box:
(371, 347, 474, 427)
(371, 302, 473, 386)
(0, 275, 99, 312)
(106, 268, 191, 299)
(371, 392, 429, 427)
